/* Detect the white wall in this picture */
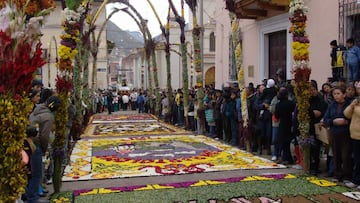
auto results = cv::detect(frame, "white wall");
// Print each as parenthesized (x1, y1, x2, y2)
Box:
(41, 2, 108, 89)
(214, 0, 339, 88)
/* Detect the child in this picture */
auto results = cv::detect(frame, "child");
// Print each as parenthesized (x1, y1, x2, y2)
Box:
(24, 126, 37, 179)
(20, 125, 37, 202)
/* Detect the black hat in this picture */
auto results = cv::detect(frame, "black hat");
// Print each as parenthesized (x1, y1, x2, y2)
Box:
(40, 88, 54, 103)
(28, 89, 40, 99)
(46, 96, 62, 112)
(330, 40, 337, 46)
(32, 79, 43, 87)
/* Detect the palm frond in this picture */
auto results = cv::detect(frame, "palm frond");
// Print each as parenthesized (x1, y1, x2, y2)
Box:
(185, 0, 198, 11)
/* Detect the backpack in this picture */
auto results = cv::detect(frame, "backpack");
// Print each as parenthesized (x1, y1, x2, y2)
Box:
(335, 49, 344, 68)
(205, 109, 214, 123)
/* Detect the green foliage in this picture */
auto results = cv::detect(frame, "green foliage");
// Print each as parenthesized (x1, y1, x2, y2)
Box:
(53, 93, 69, 193)
(0, 95, 31, 202)
(65, 0, 82, 10)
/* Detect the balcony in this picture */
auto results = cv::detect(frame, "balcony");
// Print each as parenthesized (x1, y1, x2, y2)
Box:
(226, 0, 289, 20)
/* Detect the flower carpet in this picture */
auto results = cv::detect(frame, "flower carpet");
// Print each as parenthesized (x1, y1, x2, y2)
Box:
(53, 174, 360, 203)
(63, 135, 285, 181)
(82, 121, 186, 137)
(90, 114, 157, 124)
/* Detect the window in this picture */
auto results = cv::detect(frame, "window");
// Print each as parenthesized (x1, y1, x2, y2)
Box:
(209, 32, 215, 52)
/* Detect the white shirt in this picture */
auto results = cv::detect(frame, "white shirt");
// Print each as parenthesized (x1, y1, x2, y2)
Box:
(122, 95, 129, 103)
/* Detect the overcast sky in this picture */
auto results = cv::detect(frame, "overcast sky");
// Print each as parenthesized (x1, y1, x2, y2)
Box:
(106, 0, 189, 36)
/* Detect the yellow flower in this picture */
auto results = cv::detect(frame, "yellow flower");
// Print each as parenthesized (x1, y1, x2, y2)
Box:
(235, 43, 241, 58)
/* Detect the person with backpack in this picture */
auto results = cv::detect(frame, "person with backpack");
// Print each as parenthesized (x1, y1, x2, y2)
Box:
(330, 40, 346, 82)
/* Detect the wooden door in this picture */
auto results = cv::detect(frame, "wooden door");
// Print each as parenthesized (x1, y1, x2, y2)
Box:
(268, 30, 287, 80)
(205, 66, 215, 86)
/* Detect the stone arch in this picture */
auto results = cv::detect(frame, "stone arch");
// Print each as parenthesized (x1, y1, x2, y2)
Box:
(205, 66, 215, 86)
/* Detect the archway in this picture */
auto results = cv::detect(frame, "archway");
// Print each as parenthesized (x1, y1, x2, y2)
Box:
(205, 66, 215, 86)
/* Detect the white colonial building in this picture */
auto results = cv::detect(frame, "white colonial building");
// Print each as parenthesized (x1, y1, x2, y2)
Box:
(119, 0, 217, 90)
(40, 0, 108, 89)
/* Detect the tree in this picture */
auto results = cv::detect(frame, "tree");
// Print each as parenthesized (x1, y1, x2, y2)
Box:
(147, 0, 173, 121)
(54, 0, 83, 193)
(118, 0, 161, 116)
(169, 0, 189, 128)
(289, 0, 311, 173)
(185, 0, 206, 133)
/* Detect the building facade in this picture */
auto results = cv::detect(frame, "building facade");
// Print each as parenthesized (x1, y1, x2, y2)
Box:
(215, 0, 339, 89)
(41, 1, 108, 89)
(120, 0, 217, 90)
(339, 0, 360, 45)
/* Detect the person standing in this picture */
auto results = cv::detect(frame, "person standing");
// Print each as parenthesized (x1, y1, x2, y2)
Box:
(275, 89, 295, 165)
(214, 90, 224, 140)
(137, 92, 145, 113)
(106, 91, 113, 114)
(323, 86, 352, 183)
(27, 96, 61, 203)
(161, 94, 169, 120)
(330, 40, 345, 82)
(130, 90, 138, 110)
(308, 80, 328, 175)
(122, 93, 129, 111)
(269, 88, 281, 161)
(346, 38, 360, 82)
(223, 91, 238, 145)
(344, 83, 360, 188)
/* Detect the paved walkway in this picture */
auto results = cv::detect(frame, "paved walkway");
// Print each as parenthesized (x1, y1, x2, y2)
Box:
(48, 110, 301, 194)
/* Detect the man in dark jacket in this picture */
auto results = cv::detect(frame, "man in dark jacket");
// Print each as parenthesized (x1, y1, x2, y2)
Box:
(258, 79, 276, 155)
(309, 80, 328, 175)
(275, 89, 295, 164)
(214, 90, 224, 139)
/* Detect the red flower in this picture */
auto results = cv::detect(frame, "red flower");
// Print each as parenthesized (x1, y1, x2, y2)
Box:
(0, 31, 46, 97)
(56, 75, 73, 93)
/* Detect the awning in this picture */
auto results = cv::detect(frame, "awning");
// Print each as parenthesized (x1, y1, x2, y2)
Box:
(226, 0, 289, 20)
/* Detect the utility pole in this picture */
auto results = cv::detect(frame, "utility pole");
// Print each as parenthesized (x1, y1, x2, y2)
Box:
(199, 0, 204, 86)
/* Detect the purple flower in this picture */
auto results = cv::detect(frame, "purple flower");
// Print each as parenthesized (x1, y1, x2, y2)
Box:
(73, 189, 94, 196)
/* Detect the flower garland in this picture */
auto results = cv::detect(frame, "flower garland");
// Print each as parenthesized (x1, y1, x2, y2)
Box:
(52, 2, 83, 193)
(0, 1, 53, 201)
(289, 0, 311, 172)
(230, 14, 248, 127)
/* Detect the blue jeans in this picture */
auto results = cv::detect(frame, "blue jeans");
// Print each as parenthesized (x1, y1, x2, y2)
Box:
(209, 125, 215, 137)
(348, 63, 359, 82)
(196, 119, 201, 135)
(177, 106, 184, 126)
(272, 126, 280, 157)
(26, 145, 42, 203)
(138, 102, 144, 113)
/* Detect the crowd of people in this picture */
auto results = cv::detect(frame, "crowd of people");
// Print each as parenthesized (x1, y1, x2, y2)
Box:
(94, 89, 146, 114)
(96, 70, 360, 190)
(19, 37, 360, 202)
(160, 78, 360, 188)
